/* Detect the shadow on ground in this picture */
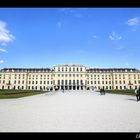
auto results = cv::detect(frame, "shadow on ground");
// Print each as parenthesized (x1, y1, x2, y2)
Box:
(126, 98, 137, 102)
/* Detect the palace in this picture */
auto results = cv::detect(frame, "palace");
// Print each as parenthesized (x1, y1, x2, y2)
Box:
(0, 64, 140, 91)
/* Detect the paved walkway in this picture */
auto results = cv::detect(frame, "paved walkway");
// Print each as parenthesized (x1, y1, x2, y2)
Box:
(0, 90, 139, 132)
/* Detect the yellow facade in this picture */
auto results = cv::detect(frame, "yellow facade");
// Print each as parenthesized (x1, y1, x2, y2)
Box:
(0, 65, 140, 90)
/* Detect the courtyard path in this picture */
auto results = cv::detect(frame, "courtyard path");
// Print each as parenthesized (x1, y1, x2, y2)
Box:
(0, 90, 139, 132)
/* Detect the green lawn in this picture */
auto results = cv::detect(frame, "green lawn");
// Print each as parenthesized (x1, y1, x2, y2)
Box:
(105, 90, 135, 96)
(0, 89, 47, 99)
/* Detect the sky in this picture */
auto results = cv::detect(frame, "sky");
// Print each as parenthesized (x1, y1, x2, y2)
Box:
(0, 8, 140, 69)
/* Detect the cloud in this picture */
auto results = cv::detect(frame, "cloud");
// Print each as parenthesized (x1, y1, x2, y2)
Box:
(127, 17, 140, 26)
(0, 60, 4, 64)
(0, 48, 8, 53)
(59, 8, 83, 18)
(126, 17, 140, 31)
(0, 20, 15, 46)
(93, 35, 97, 39)
(109, 32, 122, 41)
(57, 21, 62, 29)
(115, 45, 125, 50)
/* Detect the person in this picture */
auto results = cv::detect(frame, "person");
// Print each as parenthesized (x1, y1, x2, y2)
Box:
(100, 88, 102, 95)
(50, 87, 53, 92)
(102, 87, 105, 95)
(138, 86, 140, 101)
(135, 87, 139, 101)
(62, 88, 64, 93)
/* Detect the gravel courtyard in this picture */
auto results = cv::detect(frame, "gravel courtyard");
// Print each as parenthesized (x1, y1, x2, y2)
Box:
(0, 90, 140, 132)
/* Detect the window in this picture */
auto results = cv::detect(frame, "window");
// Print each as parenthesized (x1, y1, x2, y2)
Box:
(94, 81, 96, 84)
(102, 81, 104, 84)
(106, 81, 108, 84)
(73, 67, 75, 71)
(65, 80, 67, 85)
(102, 75, 104, 79)
(116, 86, 118, 90)
(77, 80, 79, 85)
(77, 68, 79, 71)
(80, 68, 82, 71)
(119, 81, 121, 84)
(61, 80, 64, 85)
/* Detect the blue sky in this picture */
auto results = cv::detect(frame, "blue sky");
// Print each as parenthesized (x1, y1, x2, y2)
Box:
(0, 8, 140, 69)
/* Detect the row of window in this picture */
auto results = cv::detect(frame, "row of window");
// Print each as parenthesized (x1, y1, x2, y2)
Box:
(56, 67, 84, 72)
(1, 74, 140, 80)
(0, 74, 52, 77)
(57, 80, 84, 85)
(0, 80, 52, 85)
(88, 80, 140, 84)
(0, 79, 140, 85)
(56, 74, 84, 77)
(0, 86, 49, 90)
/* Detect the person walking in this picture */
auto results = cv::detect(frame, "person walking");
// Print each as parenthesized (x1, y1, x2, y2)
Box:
(135, 87, 139, 101)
